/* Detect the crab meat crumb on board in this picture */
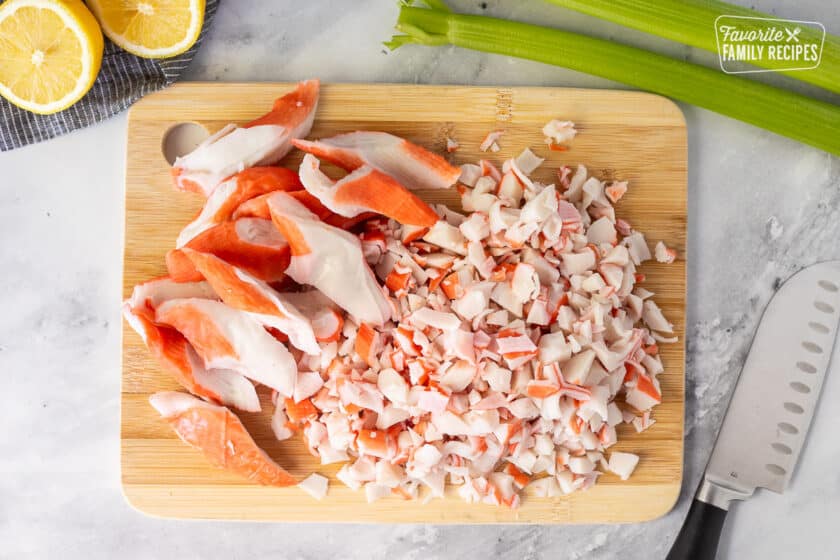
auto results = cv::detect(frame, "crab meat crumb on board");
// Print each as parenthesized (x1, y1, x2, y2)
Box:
(124, 80, 678, 508)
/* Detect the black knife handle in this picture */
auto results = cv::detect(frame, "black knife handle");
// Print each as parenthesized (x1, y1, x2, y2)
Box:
(665, 498, 728, 560)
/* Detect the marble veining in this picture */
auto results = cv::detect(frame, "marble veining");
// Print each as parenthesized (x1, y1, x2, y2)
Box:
(1, 1, 839, 558)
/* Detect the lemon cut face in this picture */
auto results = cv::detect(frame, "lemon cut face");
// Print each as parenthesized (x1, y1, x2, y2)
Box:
(0, 0, 104, 115)
(87, 0, 205, 59)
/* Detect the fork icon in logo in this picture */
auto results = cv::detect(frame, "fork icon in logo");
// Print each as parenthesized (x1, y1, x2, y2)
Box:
(785, 26, 802, 42)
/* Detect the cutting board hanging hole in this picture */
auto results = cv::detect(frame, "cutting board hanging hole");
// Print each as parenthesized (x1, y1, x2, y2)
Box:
(161, 122, 209, 165)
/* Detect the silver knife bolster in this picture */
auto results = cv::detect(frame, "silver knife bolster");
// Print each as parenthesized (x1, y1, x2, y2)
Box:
(695, 476, 755, 510)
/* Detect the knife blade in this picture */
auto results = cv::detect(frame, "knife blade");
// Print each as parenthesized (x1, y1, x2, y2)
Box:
(667, 261, 840, 560)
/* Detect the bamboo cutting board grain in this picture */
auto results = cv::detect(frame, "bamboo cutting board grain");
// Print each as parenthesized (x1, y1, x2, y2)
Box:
(122, 83, 686, 523)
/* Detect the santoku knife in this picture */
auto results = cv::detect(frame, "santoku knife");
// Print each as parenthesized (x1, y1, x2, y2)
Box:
(667, 261, 840, 559)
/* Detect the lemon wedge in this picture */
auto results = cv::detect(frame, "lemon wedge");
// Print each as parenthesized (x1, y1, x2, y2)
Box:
(87, 0, 205, 59)
(0, 0, 104, 115)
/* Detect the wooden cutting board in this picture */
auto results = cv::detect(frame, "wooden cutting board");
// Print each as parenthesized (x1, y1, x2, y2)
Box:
(122, 83, 686, 523)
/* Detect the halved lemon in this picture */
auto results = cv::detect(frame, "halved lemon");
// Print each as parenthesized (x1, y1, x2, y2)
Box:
(87, 0, 205, 59)
(0, 0, 104, 115)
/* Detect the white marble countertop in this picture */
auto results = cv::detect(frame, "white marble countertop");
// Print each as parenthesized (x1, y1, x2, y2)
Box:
(1, 1, 839, 558)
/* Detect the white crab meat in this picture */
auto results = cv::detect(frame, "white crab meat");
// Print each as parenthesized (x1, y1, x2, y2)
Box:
(480, 130, 504, 152)
(539, 332, 573, 364)
(459, 212, 491, 242)
(459, 164, 482, 187)
(440, 360, 477, 392)
(514, 148, 545, 174)
(377, 368, 410, 404)
(560, 348, 595, 386)
(561, 250, 597, 276)
(497, 172, 524, 206)
(608, 452, 639, 480)
(410, 307, 461, 331)
(298, 473, 329, 500)
(654, 241, 677, 263)
(624, 231, 652, 265)
(642, 300, 673, 333)
(542, 119, 577, 145)
(587, 217, 617, 245)
(271, 404, 294, 441)
(605, 180, 628, 203)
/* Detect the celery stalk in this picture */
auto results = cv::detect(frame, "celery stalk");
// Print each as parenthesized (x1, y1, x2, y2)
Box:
(387, 5, 840, 157)
(545, 0, 840, 94)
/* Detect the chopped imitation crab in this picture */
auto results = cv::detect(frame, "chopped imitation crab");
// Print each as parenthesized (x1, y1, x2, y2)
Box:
(355, 323, 381, 368)
(167, 217, 290, 283)
(277, 290, 344, 342)
(607, 451, 639, 480)
(172, 80, 319, 196)
(155, 298, 298, 397)
(654, 241, 677, 264)
(129, 106, 676, 508)
(292, 131, 461, 190)
(642, 300, 674, 333)
(298, 154, 438, 227)
(298, 473, 329, 500)
(176, 167, 302, 248)
(542, 119, 577, 146)
(605, 180, 628, 203)
(479, 130, 504, 152)
(150, 392, 297, 486)
(267, 192, 391, 325)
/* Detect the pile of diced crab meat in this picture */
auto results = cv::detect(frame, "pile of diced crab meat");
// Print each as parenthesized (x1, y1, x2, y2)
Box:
(124, 81, 677, 507)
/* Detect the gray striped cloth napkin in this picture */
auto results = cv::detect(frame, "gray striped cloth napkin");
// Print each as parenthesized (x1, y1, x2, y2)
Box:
(0, 0, 219, 152)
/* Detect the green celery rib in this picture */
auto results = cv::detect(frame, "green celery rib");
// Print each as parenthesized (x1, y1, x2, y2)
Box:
(388, 6, 840, 157)
(545, 0, 840, 94)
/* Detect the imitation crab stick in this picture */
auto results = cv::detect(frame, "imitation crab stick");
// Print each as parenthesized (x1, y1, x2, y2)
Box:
(234, 190, 376, 231)
(123, 305, 260, 412)
(172, 80, 319, 196)
(176, 167, 302, 248)
(276, 290, 344, 343)
(298, 154, 439, 227)
(167, 217, 291, 283)
(234, 190, 331, 221)
(292, 131, 461, 191)
(267, 192, 391, 326)
(122, 276, 265, 412)
(182, 249, 320, 355)
(156, 298, 298, 397)
(150, 392, 297, 486)
(126, 277, 217, 311)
